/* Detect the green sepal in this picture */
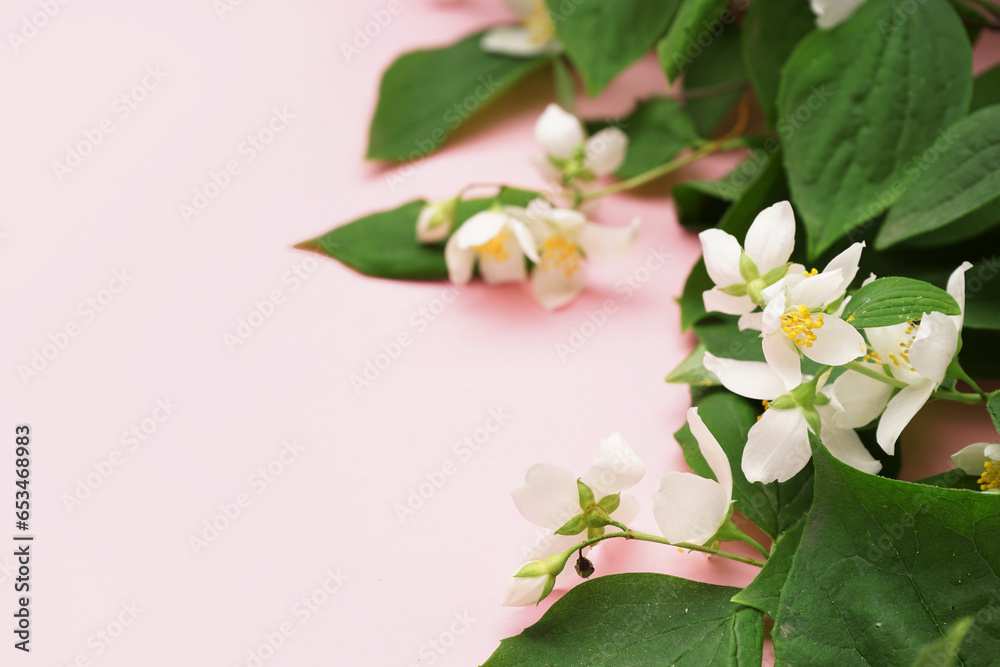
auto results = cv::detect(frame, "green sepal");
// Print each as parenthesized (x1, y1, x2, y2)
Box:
(719, 282, 748, 297)
(586, 525, 605, 540)
(576, 479, 595, 509)
(596, 493, 621, 515)
(739, 251, 760, 282)
(554, 513, 588, 536)
(762, 262, 793, 285)
(769, 394, 796, 410)
(584, 506, 613, 528)
(802, 405, 822, 437)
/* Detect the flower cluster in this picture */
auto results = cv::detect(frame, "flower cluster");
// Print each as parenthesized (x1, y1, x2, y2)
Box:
(502, 411, 747, 606)
(416, 104, 638, 310)
(700, 201, 972, 484)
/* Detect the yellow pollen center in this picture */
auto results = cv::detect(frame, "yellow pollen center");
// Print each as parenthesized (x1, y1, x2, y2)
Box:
(524, 1, 555, 45)
(802, 268, 819, 277)
(757, 400, 770, 421)
(886, 321, 918, 372)
(780, 305, 824, 348)
(979, 461, 1000, 491)
(474, 230, 511, 263)
(540, 236, 581, 277)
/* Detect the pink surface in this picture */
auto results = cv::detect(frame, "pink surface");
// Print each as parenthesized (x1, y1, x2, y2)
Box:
(4, 2, 998, 665)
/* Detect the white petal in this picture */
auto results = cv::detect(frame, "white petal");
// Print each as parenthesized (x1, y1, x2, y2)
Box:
(802, 316, 866, 365)
(699, 229, 744, 287)
(909, 312, 958, 385)
(478, 230, 528, 284)
(445, 233, 475, 285)
(535, 104, 585, 160)
(512, 463, 580, 528)
(508, 218, 541, 263)
(876, 379, 935, 455)
(744, 201, 796, 274)
(788, 269, 844, 308)
(531, 259, 587, 310)
(817, 406, 882, 475)
(862, 273, 877, 287)
(653, 473, 729, 545)
(546, 207, 588, 233)
(821, 242, 865, 302)
(481, 25, 554, 57)
(947, 261, 973, 330)
(584, 127, 628, 176)
(613, 494, 641, 525)
(762, 273, 805, 304)
(416, 202, 452, 243)
(763, 332, 803, 392)
(831, 369, 893, 428)
(738, 312, 764, 331)
(500, 569, 548, 606)
(703, 289, 755, 316)
(986, 444, 1000, 461)
(742, 408, 811, 484)
(952, 442, 990, 476)
(810, 0, 866, 29)
(865, 323, 922, 383)
(453, 210, 509, 249)
(577, 219, 639, 261)
(687, 408, 732, 501)
(703, 352, 786, 400)
(760, 291, 787, 335)
(581, 432, 645, 498)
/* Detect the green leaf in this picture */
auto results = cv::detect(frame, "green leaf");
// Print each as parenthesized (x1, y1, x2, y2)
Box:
(300, 187, 540, 281)
(988, 393, 1000, 437)
(840, 277, 962, 328)
(970, 63, 1000, 113)
(917, 469, 982, 492)
(366, 32, 551, 161)
(774, 435, 1000, 665)
(673, 178, 744, 233)
(731, 518, 806, 619)
(482, 573, 764, 666)
(896, 199, 1000, 249)
(675, 390, 813, 540)
(656, 0, 731, 82)
(587, 98, 699, 179)
(545, 0, 680, 96)
(666, 342, 719, 386)
(693, 317, 765, 363)
(876, 107, 1000, 249)
(679, 259, 713, 332)
(911, 617, 974, 667)
(551, 57, 576, 113)
(778, 0, 972, 258)
(741, 0, 815, 127)
(682, 25, 747, 138)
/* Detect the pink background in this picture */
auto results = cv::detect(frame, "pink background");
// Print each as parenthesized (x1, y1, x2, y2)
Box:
(4, 1, 998, 665)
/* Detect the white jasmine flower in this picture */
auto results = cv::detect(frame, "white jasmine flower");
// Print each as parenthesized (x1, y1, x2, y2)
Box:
(500, 551, 572, 606)
(416, 198, 459, 243)
(518, 200, 639, 310)
(810, 0, 866, 29)
(533, 104, 628, 182)
(704, 353, 881, 483)
(700, 201, 796, 316)
(951, 442, 1000, 494)
(653, 408, 733, 545)
(444, 207, 539, 285)
(832, 262, 972, 454)
(482, 0, 561, 57)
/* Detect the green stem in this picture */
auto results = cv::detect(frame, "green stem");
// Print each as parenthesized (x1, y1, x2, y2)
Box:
(934, 389, 985, 405)
(950, 361, 989, 400)
(715, 521, 770, 559)
(844, 361, 909, 390)
(566, 530, 766, 568)
(581, 138, 743, 201)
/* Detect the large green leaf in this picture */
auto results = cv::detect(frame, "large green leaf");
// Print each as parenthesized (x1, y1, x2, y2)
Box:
(774, 436, 1000, 665)
(840, 277, 961, 328)
(675, 390, 813, 540)
(682, 26, 747, 138)
(778, 0, 972, 258)
(299, 188, 539, 281)
(741, 0, 815, 126)
(731, 518, 806, 619)
(587, 98, 699, 179)
(656, 0, 731, 82)
(366, 32, 551, 161)
(482, 573, 763, 666)
(665, 342, 719, 386)
(877, 107, 1000, 249)
(544, 0, 679, 95)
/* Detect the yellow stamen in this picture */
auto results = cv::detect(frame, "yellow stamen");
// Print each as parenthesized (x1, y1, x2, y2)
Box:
(780, 304, 824, 348)
(802, 268, 818, 277)
(474, 230, 511, 263)
(540, 235, 581, 277)
(979, 461, 1000, 491)
(757, 400, 770, 421)
(523, 0, 555, 45)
